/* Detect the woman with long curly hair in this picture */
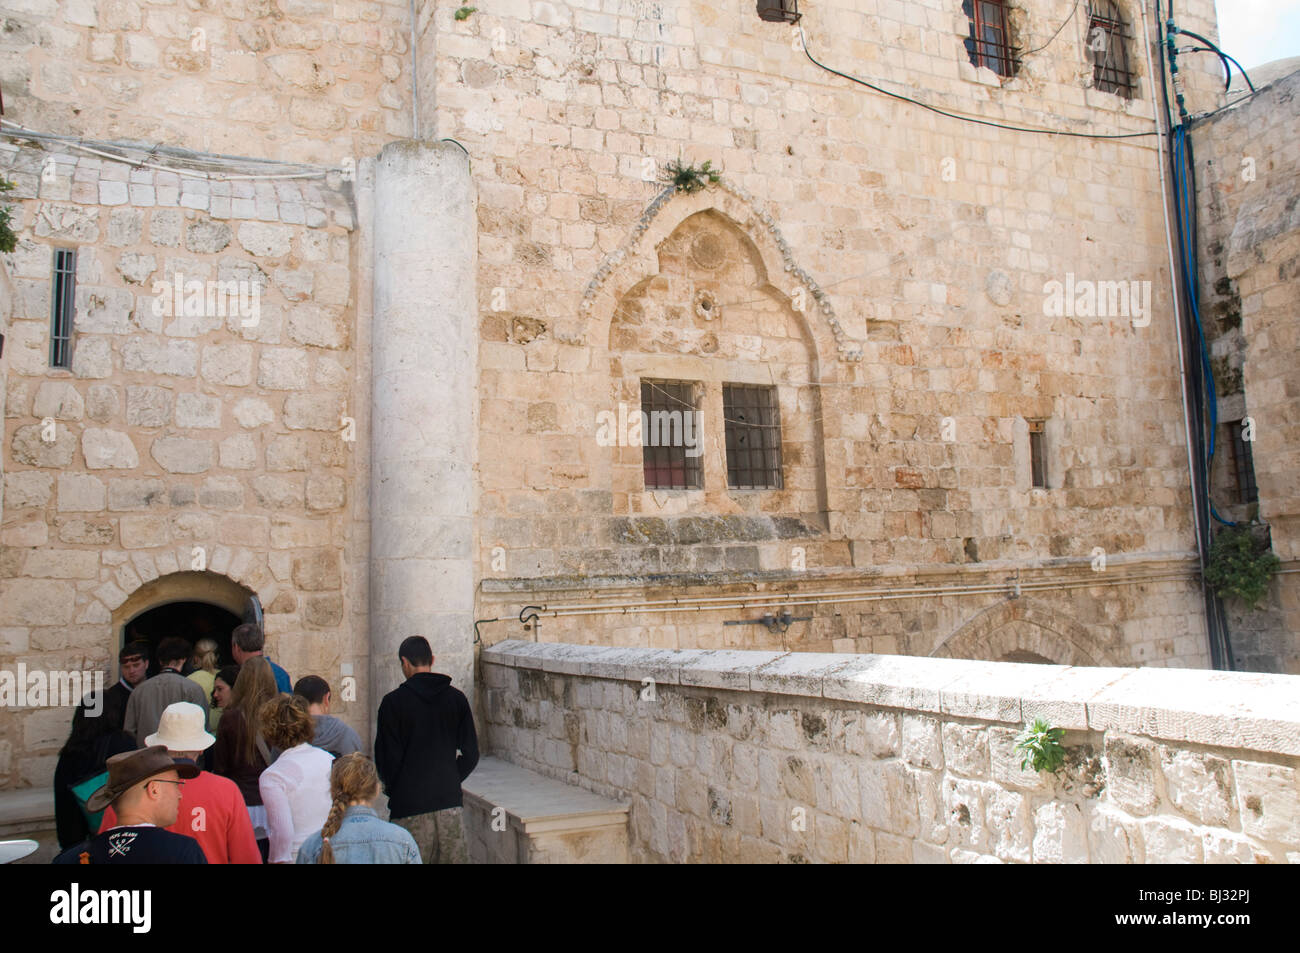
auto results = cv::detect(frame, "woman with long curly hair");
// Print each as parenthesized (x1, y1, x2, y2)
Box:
(296, 753, 421, 864)
(210, 656, 277, 859)
(257, 693, 333, 864)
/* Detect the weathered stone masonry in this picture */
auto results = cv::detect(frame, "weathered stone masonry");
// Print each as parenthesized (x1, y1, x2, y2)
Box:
(483, 640, 1300, 863)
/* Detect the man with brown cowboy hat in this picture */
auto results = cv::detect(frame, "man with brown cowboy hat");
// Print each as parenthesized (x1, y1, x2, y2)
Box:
(53, 746, 208, 864)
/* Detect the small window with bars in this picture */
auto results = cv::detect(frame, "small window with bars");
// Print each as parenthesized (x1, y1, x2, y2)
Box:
(1229, 420, 1258, 504)
(1028, 419, 1047, 489)
(963, 0, 1019, 78)
(50, 248, 77, 369)
(640, 379, 703, 490)
(724, 384, 783, 490)
(1086, 1, 1136, 98)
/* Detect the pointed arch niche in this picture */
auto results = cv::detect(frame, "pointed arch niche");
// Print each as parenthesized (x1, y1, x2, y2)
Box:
(591, 199, 833, 522)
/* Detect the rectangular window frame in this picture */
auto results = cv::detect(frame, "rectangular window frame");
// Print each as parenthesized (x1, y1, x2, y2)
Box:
(50, 247, 77, 369)
(724, 383, 784, 491)
(1086, 2, 1137, 99)
(964, 0, 1019, 79)
(640, 378, 703, 491)
(1028, 419, 1048, 489)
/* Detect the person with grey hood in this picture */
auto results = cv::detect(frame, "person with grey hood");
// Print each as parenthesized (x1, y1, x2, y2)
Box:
(293, 675, 363, 758)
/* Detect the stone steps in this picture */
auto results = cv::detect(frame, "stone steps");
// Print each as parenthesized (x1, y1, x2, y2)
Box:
(462, 756, 630, 864)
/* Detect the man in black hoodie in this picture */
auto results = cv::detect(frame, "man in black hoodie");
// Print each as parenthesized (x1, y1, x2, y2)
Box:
(374, 636, 478, 864)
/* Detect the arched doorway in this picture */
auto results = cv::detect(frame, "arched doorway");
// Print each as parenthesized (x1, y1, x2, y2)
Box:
(931, 598, 1116, 666)
(113, 571, 261, 676)
(124, 602, 242, 674)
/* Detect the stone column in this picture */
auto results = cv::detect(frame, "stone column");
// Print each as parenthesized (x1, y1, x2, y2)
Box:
(369, 140, 477, 709)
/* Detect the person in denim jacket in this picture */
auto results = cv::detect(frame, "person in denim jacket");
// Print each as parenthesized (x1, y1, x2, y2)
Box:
(296, 753, 421, 864)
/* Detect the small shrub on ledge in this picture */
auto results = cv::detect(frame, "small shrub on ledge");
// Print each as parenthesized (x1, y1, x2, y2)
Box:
(1014, 717, 1067, 774)
(1205, 524, 1280, 610)
(661, 159, 721, 194)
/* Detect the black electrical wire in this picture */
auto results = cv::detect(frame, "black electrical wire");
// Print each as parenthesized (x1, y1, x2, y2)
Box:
(796, 25, 1158, 140)
(1019, 0, 1080, 56)
(1174, 28, 1256, 92)
(1157, 0, 1236, 669)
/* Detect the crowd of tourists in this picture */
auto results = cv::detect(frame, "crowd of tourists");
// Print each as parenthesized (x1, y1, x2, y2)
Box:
(52, 629, 478, 865)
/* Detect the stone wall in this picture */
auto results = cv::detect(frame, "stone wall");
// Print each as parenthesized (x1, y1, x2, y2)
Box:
(0, 0, 414, 163)
(1192, 68, 1300, 673)
(451, 0, 1227, 663)
(482, 639, 1300, 863)
(0, 140, 370, 788)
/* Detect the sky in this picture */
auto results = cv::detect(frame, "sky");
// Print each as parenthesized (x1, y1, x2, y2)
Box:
(1214, 0, 1300, 69)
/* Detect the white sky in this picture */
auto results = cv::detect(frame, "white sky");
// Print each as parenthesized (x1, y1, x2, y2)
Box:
(1214, 0, 1300, 69)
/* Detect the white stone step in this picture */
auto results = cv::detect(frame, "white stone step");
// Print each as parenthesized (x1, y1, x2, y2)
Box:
(462, 756, 629, 863)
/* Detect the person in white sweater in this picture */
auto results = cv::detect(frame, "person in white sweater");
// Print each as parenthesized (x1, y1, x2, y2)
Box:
(258, 694, 334, 864)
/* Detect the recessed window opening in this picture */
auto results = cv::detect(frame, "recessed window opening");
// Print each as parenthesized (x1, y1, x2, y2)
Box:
(1028, 419, 1047, 489)
(724, 384, 783, 490)
(1086, 1, 1137, 98)
(964, 0, 1020, 78)
(640, 379, 703, 490)
(51, 248, 76, 368)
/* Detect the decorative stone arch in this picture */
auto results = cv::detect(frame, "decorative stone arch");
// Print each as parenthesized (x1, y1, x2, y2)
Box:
(931, 598, 1117, 666)
(592, 194, 834, 518)
(113, 570, 258, 636)
(567, 181, 859, 368)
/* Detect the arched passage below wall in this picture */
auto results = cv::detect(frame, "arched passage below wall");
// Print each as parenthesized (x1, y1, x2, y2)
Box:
(932, 598, 1116, 666)
(112, 571, 257, 672)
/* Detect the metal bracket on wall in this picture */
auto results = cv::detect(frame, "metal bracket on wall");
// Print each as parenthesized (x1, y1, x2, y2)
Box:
(723, 609, 812, 635)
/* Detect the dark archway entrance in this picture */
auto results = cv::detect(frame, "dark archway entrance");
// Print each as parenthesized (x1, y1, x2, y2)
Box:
(998, 650, 1057, 664)
(124, 601, 242, 674)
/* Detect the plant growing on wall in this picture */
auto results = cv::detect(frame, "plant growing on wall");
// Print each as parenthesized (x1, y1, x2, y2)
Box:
(1205, 524, 1281, 609)
(1014, 717, 1067, 773)
(0, 179, 17, 254)
(454, 6, 477, 20)
(661, 159, 721, 194)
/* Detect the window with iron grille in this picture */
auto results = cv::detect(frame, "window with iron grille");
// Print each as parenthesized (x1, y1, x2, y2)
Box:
(1086, 1, 1136, 98)
(724, 384, 783, 490)
(640, 379, 703, 490)
(963, 0, 1019, 78)
(1229, 420, 1258, 504)
(50, 248, 76, 369)
(1028, 419, 1047, 489)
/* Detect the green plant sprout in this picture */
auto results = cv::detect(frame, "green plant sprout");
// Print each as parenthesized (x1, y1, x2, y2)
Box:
(454, 6, 477, 20)
(1205, 525, 1280, 610)
(0, 179, 18, 254)
(1014, 717, 1067, 774)
(661, 158, 721, 194)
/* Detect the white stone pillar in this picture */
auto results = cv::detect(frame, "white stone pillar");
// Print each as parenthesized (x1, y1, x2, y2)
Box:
(369, 140, 477, 708)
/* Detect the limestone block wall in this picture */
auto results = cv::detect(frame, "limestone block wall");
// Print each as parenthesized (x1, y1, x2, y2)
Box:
(0, 141, 370, 789)
(1192, 69, 1300, 673)
(482, 639, 1300, 863)
(481, 554, 1209, 669)
(0, 0, 414, 163)
(444, 1, 1227, 662)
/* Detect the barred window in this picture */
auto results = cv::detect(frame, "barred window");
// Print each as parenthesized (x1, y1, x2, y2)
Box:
(1086, 1, 1136, 98)
(1028, 419, 1047, 489)
(963, 0, 1019, 78)
(724, 384, 783, 490)
(1229, 420, 1258, 504)
(640, 379, 703, 490)
(50, 248, 76, 369)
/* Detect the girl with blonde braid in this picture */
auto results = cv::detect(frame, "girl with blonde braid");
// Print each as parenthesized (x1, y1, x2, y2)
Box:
(296, 753, 422, 864)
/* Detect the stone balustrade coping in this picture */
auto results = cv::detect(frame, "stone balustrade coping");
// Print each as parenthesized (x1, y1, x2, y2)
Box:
(482, 640, 1300, 757)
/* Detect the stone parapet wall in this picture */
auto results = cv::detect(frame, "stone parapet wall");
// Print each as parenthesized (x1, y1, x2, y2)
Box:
(481, 639, 1300, 863)
(0, 0, 414, 163)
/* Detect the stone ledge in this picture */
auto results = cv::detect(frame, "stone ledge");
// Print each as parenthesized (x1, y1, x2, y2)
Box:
(0, 790, 55, 836)
(482, 641, 1300, 756)
(461, 756, 629, 834)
